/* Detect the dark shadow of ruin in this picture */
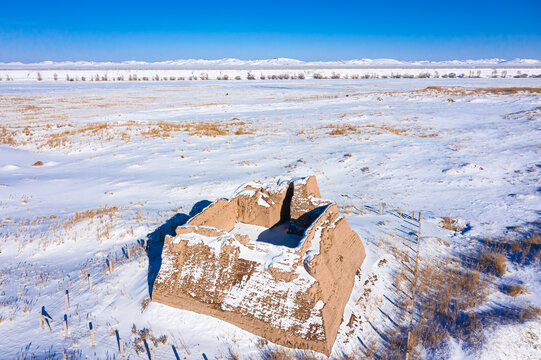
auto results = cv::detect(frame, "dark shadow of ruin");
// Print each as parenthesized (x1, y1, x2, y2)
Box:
(145, 200, 211, 297)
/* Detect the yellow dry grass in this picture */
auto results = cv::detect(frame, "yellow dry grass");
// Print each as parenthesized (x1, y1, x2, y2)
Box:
(319, 123, 437, 138)
(0, 119, 256, 149)
(419, 86, 541, 96)
(479, 250, 507, 277)
(352, 86, 541, 100)
(439, 217, 466, 232)
(0, 94, 160, 127)
(503, 284, 530, 297)
(284, 86, 541, 103)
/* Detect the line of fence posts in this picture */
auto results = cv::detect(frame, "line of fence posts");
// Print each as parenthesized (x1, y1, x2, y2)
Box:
(354, 199, 418, 218)
(351, 196, 425, 359)
(405, 211, 421, 360)
(34, 241, 146, 353)
(355, 200, 421, 218)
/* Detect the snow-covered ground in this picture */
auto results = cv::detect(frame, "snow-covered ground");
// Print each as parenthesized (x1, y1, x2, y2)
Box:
(0, 78, 540, 359)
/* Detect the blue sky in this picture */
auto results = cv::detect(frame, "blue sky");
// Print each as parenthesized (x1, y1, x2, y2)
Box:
(1, 0, 540, 62)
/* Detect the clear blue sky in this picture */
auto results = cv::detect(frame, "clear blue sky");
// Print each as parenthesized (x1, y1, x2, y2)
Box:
(1, 0, 540, 62)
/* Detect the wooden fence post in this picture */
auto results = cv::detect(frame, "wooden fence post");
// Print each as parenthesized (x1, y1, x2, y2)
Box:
(107, 257, 114, 275)
(89, 322, 95, 347)
(120, 338, 125, 358)
(42, 313, 53, 332)
(65, 290, 69, 311)
(380, 202, 383, 215)
(88, 274, 93, 292)
(63, 315, 68, 338)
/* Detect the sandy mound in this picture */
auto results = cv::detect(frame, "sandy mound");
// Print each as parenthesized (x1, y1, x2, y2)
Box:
(152, 176, 366, 355)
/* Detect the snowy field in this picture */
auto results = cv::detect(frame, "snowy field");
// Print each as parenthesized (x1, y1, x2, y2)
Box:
(0, 78, 540, 359)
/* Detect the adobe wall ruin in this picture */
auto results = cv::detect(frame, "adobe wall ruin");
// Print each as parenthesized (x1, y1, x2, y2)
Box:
(152, 176, 366, 355)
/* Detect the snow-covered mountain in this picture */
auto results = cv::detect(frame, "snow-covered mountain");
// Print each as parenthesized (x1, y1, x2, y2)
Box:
(1, 57, 540, 68)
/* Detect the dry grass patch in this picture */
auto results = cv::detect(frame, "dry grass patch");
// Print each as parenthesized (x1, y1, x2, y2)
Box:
(382, 254, 494, 359)
(381, 226, 541, 358)
(483, 229, 540, 267)
(1, 119, 256, 149)
(479, 250, 507, 277)
(0, 94, 159, 128)
(410, 86, 541, 97)
(439, 217, 466, 232)
(131, 325, 168, 355)
(320, 124, 438, 137)
(256, 347, 319, 360)
(503, 283, 530, 297)
(319, 123, 437, 138)
(368, 86, 541, 100)
(321, 124, 362, 136)
(61, 205, 119, 231)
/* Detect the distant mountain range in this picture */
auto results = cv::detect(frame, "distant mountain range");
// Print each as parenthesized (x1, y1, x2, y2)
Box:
(1, 58, 540, 69)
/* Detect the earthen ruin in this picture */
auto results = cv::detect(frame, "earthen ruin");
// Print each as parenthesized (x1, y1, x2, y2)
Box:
(152, 176, 365, 355)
